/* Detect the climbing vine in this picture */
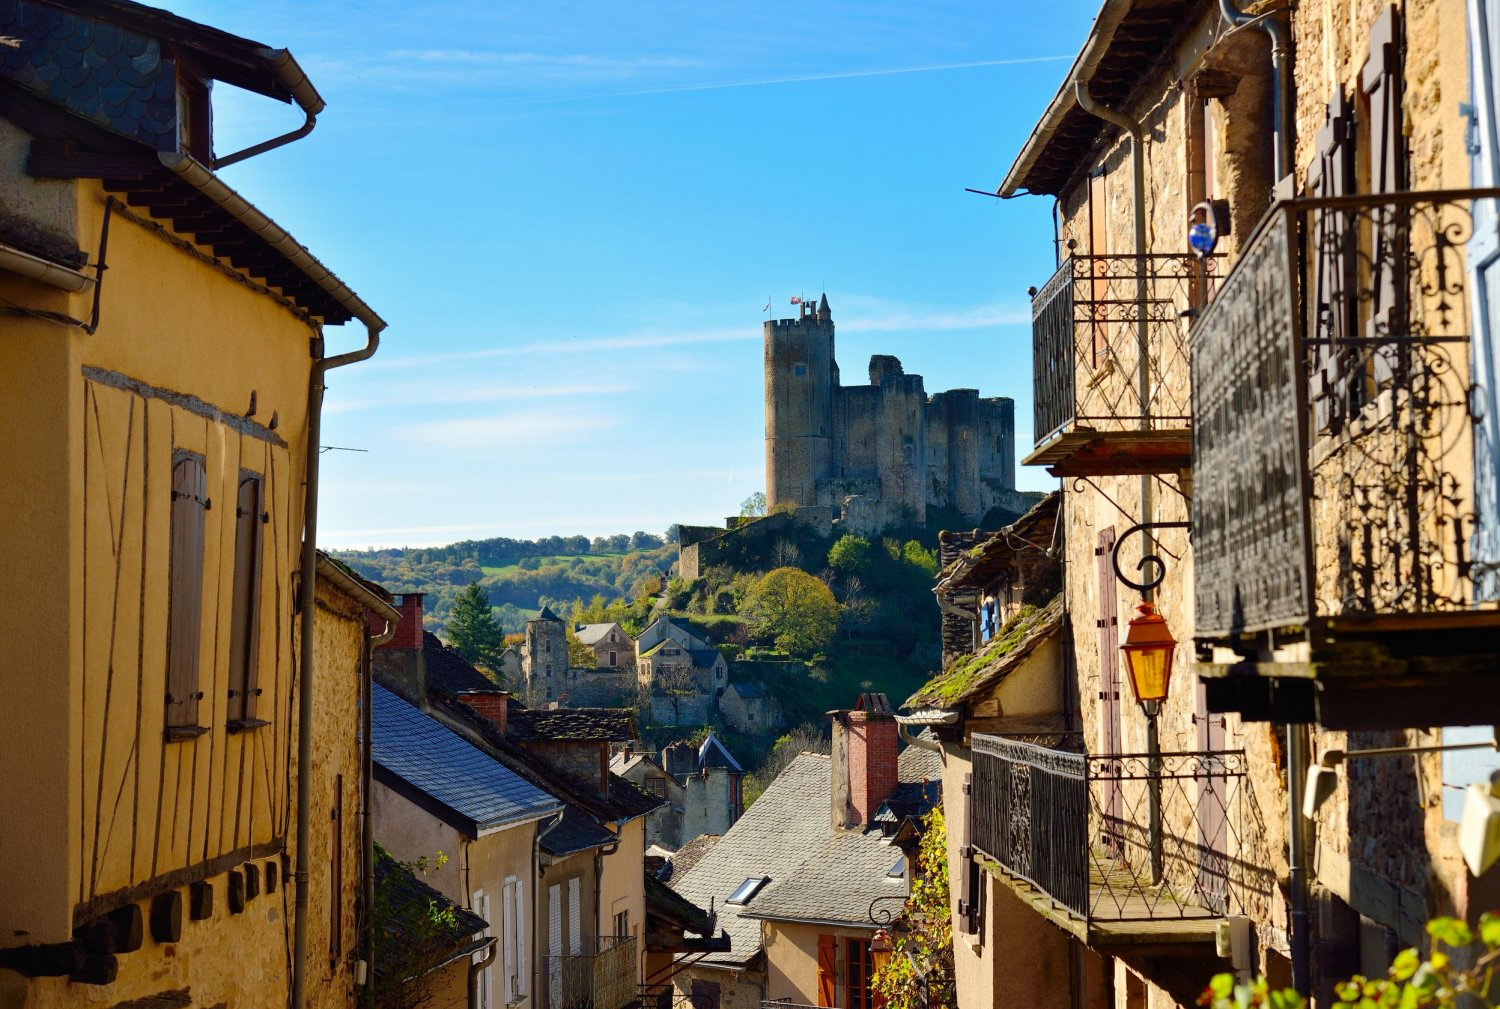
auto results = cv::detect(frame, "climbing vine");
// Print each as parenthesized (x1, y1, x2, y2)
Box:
(872, 806, 955, 1009)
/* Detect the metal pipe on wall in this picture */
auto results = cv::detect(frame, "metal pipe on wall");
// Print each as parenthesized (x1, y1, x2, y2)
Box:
(1218, 0, 1294, 182)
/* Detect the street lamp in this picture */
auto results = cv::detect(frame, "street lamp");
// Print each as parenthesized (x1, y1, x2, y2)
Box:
(870, 928, 893, 976)
(1121, 601, 1177, 884)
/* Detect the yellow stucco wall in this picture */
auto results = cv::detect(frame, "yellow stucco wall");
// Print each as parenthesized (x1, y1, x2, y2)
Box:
(761, 919, 877, 1007)
(599, 816, 646, 983)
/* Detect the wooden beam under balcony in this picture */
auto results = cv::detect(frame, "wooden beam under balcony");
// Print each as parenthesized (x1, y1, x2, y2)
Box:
(1023, 429, 1192, 477)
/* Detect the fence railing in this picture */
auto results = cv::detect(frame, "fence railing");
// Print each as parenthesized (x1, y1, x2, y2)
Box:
(1030, 253, 1217, 447)
(970, 734, 1252, 924)
(1191, 190, 1500, 638)
(546, 935, 637, 1009)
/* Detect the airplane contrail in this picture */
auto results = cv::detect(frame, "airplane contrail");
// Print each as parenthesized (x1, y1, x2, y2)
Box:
(475, 54, 1072, 108)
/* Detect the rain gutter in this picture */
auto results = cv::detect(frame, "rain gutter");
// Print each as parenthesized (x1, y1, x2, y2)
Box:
(214, 48, 327, 169)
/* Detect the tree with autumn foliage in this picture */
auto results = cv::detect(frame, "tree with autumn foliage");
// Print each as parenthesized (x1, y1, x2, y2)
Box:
(872, 806, 955, 1009)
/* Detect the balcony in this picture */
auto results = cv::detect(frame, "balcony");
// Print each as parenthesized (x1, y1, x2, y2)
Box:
(1026, 252, 1216, 477)
(969, 735, 1268, 950)
(546, 936, 638, 1009)
(1191, 190, 1500, 726)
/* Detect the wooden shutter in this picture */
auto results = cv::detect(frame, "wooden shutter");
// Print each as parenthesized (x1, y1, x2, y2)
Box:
(513, 878, 527, 996)
(1095, 529, 1124, 856)
(690, 980, 721, 1009)
(1363, 5, 1408, 384)
(567, 878, 581, 953)
(228, 472, 264, 723)
(817, 934, 837, 1008)
(957, 772, 980, 937)
(548, 884, 562, 956)
(1307, 93, 1358, 432)
(167, 452, 207, 729)
(502, 883, 518, 1004)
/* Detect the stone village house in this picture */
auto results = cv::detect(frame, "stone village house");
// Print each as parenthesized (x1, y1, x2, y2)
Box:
(667, 695, 941, 1009)
(372, 592, 726, 1009)
(901, 0, 1500, 1006)
(612, 734, 746, 851)
(0, 1, 394, 1006)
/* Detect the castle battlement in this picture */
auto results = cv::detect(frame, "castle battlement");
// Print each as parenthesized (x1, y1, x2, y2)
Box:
(764, 294, 1016, 527)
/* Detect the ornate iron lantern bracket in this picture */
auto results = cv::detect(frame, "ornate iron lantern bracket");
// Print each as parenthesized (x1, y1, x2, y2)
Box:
(868, 894, 906, 926)
(1112, 521, 1191, 593)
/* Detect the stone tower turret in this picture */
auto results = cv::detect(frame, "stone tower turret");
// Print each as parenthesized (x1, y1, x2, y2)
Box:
(522, 606, 567, 703)
(764, 295, 836, 510)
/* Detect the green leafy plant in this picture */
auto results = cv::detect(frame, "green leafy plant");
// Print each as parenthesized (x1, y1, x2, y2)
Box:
(1200, 914, 1500, 1009)
(741, 567, 839, 657)
(872, 807, 955, 1009)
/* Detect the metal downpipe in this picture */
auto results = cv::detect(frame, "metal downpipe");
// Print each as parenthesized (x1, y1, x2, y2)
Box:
(468, 938, 499, 1009)
(1218, 0, 1294, 181)
(292, 327, 383, 1009)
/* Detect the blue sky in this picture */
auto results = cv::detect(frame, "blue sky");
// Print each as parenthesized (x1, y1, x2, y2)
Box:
(171, 0, 1100, 547)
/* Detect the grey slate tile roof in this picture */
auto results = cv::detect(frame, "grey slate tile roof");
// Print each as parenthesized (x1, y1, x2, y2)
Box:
(670, 754, 843, 966)
(541, 806, 616, 857)
(574, 622, 620, 646)
(667, 834, 722, 877)
(688, 648, 723, 669)
(422, 631, 505, 697)
(508, 708, 636, 742)
(897, 736, 944, 784)
(372, 684, 561, 834)
(372, 844, 487, 983)
(742, 824, 906, 927)
(697, 734, 743, 774)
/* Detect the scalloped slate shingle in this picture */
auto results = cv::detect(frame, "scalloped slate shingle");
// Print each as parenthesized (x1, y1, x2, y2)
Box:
(0, 0, 176, 149)
(373, 684, 562, 833)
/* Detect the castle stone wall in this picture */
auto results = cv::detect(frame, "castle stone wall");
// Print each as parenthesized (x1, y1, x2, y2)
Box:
(764, 297, 1017, 528)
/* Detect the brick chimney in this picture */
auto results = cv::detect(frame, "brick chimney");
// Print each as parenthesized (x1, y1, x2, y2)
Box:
(455, 690, 509, 736)
(372, 593, 428, 710)
(830, 693, 899, 829)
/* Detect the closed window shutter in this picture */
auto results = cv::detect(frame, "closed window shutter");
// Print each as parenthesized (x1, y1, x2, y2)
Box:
(1363, 4, 1407, 384)
(167, 452, 207, 728)
(514, 878, 527, 996)
(958, 772, 981, 936)
(817, 934, 837, 1008)
(501, 884, 517, 1004)
(548, 884, 562, 956)
(1308, 93, 1358, 432)
(1468, 0, 1500, 599)
(567, 878, 581, 953)
(228, 472, 264, 722)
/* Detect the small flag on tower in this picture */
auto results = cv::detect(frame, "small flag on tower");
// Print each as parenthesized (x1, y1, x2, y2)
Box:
(790, 296, 803, 305)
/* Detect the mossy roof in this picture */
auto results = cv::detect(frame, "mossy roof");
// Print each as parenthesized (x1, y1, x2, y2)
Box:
(906, 593, 1063, 709)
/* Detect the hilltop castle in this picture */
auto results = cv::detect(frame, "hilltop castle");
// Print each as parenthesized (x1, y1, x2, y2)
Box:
(764, 295, 1020, 527)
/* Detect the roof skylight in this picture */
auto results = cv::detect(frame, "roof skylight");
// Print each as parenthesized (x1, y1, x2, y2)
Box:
(726, 875, 770, 905)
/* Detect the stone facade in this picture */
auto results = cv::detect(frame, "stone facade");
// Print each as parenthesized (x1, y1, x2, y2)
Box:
(764, 295, 1022, 527)
(521, 607, 568, 704)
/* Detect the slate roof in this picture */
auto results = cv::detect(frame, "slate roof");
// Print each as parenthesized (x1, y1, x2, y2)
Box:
(905, 594, 1064, 709)
(897, 735, 944, 785)
(729, 682, 768, 699)
(540, 806, 616, 857)
(609, 774, 667, 818)
(507, 708, 637, 743)
(697, 734, 743, 774)
(646, 874, 715, 936)
(372, 684, 561, 835)
(741, 825, 906, 928)
(422, 631, 506, 697)
(670, 755, 839, 966)
(574, 623, 620, 646)
(874, 780, 942, 828)
(372, 845, 487, 983)
(536, 606, 563, 623)
(689, 648, 723, 669)
(668, 834, 722, 877)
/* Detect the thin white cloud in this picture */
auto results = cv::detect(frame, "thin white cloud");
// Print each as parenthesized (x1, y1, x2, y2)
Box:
(463, 54, 1072, 108)
(325, 381, 635, 414)
(400, 407, 617, 448)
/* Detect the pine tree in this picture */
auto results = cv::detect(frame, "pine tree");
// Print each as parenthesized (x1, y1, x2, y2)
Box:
(447, 582, 507, 676)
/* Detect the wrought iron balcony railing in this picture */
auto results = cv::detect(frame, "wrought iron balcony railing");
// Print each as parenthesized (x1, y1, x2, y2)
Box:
(1028, 253, 1216, 470)
(546, 935, 638, 1009)
(970, 735, 1257, 937)
(1192, 190, 1500, 640)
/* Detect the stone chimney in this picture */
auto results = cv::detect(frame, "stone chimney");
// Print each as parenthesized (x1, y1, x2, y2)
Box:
(373, 593, 428, 710)
(830, 693, 899, 829)
(455, 690, 509, 736)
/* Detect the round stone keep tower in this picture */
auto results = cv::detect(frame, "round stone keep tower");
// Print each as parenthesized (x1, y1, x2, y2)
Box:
(764, 294, 835, 509)
(522, 606, 567, 702)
